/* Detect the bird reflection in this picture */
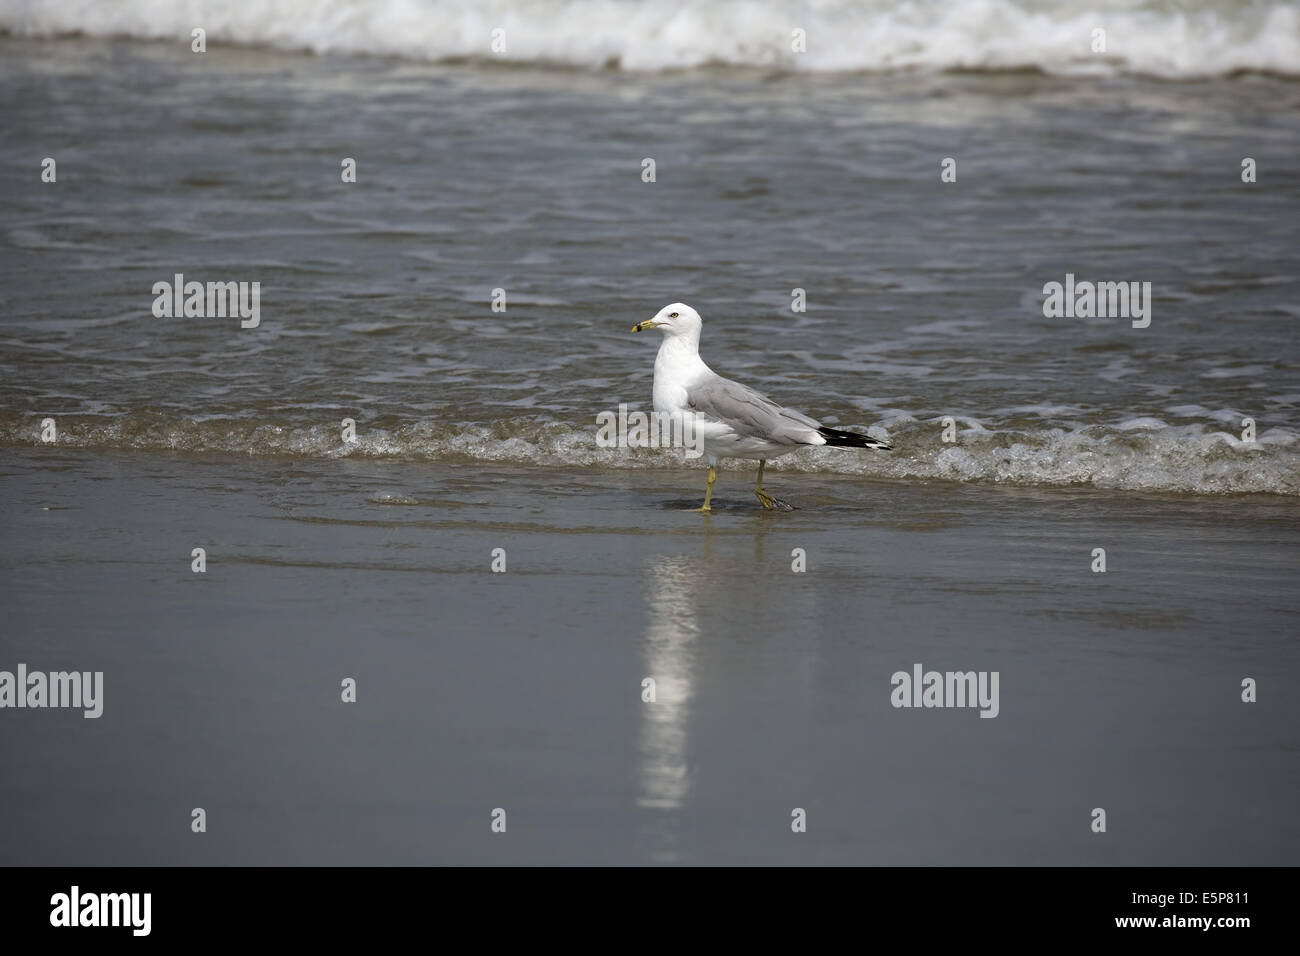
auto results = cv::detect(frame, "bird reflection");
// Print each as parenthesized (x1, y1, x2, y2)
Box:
(636, 549, 708, 812)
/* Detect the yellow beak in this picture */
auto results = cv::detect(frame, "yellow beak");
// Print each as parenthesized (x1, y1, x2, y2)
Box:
(632, 319, 660, 332)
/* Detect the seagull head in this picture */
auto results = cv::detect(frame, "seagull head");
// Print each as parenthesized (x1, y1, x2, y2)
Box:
(632, 303, 702, 338)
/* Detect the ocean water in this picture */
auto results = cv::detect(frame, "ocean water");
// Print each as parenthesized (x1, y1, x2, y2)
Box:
(1, 4, 1299, 495)
(2, 449, 1298, 865)
(0, 2, 1298, 866)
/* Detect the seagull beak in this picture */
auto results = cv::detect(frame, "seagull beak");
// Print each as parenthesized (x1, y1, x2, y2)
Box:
(632, 319, 659, 332)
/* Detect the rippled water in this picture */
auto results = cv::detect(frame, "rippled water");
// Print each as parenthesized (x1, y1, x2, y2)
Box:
(0, 35, 1297, 494)
(2, 22, 1299, 868)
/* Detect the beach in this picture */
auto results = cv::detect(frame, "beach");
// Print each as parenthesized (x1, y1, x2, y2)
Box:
(2, 447, 1297, 864)
(1, 2, 1298, 865)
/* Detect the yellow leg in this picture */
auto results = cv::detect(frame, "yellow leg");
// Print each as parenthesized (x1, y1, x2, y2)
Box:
(755, 459, 777, 510)
(692, 466, 716, 512)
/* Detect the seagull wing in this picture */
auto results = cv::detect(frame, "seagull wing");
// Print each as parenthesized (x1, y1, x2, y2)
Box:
(685, 374, 823, 446)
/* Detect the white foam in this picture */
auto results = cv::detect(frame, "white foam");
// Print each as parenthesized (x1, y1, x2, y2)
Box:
(3, 0, 1297, 77)
(4, 412, 1298, 496)
(1118, 416, 1170, 431)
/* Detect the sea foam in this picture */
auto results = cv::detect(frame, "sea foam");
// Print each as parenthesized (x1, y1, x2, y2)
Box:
(4, 411, 1297, 496)
(2, 0, 1298, 78)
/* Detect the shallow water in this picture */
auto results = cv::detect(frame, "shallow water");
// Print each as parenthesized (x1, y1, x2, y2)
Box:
(1, 15, 1298, 866)
(1, 448, 1298, 864)
(0, 34, 1297, 495)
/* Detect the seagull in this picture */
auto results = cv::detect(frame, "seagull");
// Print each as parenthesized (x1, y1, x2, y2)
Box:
(632, 303, 892, 512)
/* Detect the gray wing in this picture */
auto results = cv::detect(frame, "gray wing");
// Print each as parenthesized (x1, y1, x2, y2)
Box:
(686, 374, 823, 445)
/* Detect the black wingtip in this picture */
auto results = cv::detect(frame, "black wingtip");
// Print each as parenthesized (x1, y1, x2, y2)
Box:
(818, 426, 892, 451)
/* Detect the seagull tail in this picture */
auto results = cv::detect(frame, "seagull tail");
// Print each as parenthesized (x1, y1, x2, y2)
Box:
(818, 426, 892, 451)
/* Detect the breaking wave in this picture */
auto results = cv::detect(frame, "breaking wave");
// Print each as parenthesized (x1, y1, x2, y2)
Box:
(2, 0, 1298, 78)
(3, 411, 1297, 496)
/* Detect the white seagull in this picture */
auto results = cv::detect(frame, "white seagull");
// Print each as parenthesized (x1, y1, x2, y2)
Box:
(632, 302, 892, 512)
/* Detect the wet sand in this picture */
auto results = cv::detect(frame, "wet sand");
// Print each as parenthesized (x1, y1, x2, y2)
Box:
(1, 447, 1296, 864)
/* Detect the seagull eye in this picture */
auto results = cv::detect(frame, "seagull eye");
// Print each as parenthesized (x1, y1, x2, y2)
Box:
(669, 312, 679, 318)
